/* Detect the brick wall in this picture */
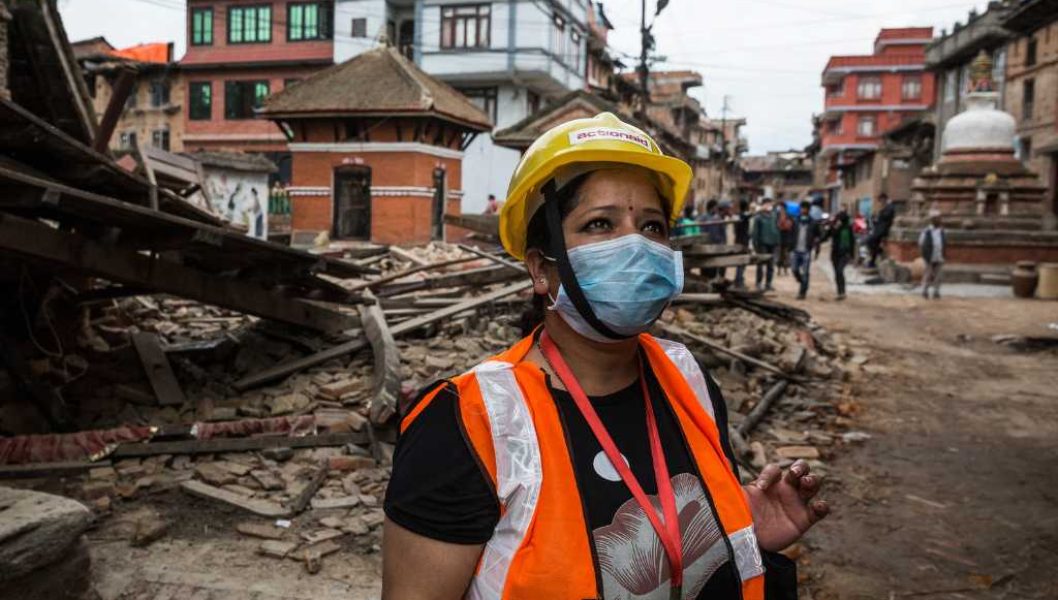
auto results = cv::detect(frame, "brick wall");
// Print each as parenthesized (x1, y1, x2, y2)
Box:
(182, 65, 318, 152)
(887, 239, 1058, 264)
(1004, 20, 1058, 202)
(181, 0, 332, 66)
(289, 146, 465, 245)
(92, 69, 186, 152)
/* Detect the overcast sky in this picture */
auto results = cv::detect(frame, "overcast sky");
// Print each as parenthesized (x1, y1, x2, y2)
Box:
(58, 0, 987, 154)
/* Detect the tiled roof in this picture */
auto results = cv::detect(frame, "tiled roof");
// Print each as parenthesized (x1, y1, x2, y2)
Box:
(877, 27, 934, 41)
(824, 54, 925, 71)
(260, 47, 490, 131)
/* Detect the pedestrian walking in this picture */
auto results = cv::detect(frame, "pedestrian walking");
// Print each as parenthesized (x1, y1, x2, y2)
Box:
(751, 199, 780, 291)
(919, 209, 946, 299)
(866, 193, 895, 268)
(777, 201, 795, 275)
(383, 112, 825, 600)
(733, 199, 752, 289)
(791, 200, 820, 300)
(827, 210, 855, 300)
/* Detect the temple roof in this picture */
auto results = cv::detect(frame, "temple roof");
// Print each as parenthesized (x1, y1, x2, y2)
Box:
(260, 47, 491, 131)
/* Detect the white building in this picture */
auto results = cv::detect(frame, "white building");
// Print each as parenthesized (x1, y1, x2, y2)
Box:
(335, 0, 589, 213)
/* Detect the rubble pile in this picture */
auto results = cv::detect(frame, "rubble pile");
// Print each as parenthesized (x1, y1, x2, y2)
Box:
(1, 240, 872, 580)
(661, 304, 872, 478)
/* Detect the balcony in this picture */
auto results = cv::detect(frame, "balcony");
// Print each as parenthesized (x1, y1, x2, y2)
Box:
(822, 54, 925, 85)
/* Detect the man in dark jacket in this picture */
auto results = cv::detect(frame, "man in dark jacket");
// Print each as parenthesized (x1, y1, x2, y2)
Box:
(918, 209, 946, 299)
(791, 200, 820, 300)
(866, 193, 895, 267)
(827, 210, 855, 300)
(751, 199, 781, 291)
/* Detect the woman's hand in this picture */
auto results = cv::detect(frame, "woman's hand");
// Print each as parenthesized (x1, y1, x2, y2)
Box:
(742, 460, 829, 552)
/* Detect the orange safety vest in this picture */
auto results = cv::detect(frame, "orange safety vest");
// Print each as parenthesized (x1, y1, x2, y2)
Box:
(400, 333, 765, 600)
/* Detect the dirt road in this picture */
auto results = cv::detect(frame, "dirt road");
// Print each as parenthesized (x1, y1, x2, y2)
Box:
(775, 265, 1058, 599)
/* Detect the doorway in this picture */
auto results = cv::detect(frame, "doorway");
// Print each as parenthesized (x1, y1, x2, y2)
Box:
(431, 167, 446, 241)
(333, 165, 372, 240)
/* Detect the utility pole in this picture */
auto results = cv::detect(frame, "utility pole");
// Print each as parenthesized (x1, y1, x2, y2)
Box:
(717, 95, 730, 199)
(637, 0, 668, 116)
(637, 0, 649, 115)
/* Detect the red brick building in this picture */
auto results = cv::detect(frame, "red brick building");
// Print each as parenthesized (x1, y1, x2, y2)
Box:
(179, 0, 336, 175)
(818, 27, 936, 212)
(260, 47, 490, 245)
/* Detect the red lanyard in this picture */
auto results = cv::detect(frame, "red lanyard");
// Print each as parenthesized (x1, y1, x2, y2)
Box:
(539, 331, 684, 593)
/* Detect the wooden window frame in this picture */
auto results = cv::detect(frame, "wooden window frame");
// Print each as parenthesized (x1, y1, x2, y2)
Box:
(191, 7, 213, 46)
(288, 2, 333, 42)
(440, 4, 491, 50)
(189, 81, 212, 121)
(228, 4, 273, 45)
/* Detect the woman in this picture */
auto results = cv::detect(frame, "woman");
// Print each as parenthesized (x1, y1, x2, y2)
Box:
(382, 113, 828, 600)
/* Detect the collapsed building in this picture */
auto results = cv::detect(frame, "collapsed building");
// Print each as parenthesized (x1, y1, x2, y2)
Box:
(0, 3, 872, 598)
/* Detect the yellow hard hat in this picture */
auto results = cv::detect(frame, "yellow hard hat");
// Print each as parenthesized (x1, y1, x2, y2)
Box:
(499, 112, 692, 260)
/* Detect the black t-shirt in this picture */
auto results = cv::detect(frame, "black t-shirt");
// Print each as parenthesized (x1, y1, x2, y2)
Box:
(385, 363, 797, 599)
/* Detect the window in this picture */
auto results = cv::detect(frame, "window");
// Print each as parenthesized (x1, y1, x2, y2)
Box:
(225, 80, 269, 119)
(283, 78, 302, 90)
(228, 5, 272, 44)
(149, 80, 170, 107)
(1022, 78, 1035, 122)
(1026, 37, 1037, 67)
(901, 75, 922, 100)
(857, 76, 881, 100)
(191, 7, 213, 45)
(151, 128, 170, 151)
(827, 80, 844, 98)
(857, 115, 876, 137)
(458, 86, 497, 122)
(440, 4, 490, 49)
(189, 82, 212, 120)
(351, 17, 367, 38)
(125, 81, 138, 109)
(945, 70, 957, 101)
(827, 119, 843, 135)
(119, 131, 137, 149)
(288, 2, 332, 41)
(528, 90, 541, 115)
(570, 29, 582, 71)
(552, 14, 567, 61)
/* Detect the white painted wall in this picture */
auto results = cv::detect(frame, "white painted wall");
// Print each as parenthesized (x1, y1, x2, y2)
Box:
(462, 83, 531, 213)
(200, 168, 270, 239)
(335, 0, 388, 62)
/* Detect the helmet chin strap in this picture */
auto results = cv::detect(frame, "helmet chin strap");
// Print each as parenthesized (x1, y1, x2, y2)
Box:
(541, 179, 627, 341)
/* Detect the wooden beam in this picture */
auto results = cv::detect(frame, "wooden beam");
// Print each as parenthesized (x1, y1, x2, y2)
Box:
(234, 280, 531, 390)
(456, 244, 526, 273)
(110, 431, 376, 458)
(0, 214, 357, 333)
(683, 254, 769, 269)
(657, 322, 806, 381)
(376, 264, 522, 297)
(93, 68, 136, 153)
(359, 292, 401, 424)
(388, 246, 429, 267)
(131, 332, 187, 407)
(345, 255, 480, 294)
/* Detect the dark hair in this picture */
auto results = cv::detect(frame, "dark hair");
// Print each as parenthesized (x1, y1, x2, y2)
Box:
(879, 193, 889, 201)
(682, 203, 695, 220)
(705, 199, 718, 212)
(518, 175, 590, 336)
(738, 199, 749, 212)
(800, 200, 811, 209)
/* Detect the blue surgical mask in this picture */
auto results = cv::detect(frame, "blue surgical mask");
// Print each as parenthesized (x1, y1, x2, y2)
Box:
(548, 234, 683, 343)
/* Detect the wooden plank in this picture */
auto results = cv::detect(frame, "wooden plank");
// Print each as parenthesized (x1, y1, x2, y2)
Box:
(683, 244, 749, 257)
(345, 255, 480, 293)
(0, 461, 111, 480)
(234, 281, 531, 390)
(109, 432, 374, 458)
(359, 291, 402, 424)
(0, 162, 372, 280)
(376, 264, 522, 297)
(388, 246, 429, 267)
(683, 254, 769, 269)
(285, 466, 327, 515)
(93, 68, 136, 153)
(657, 322, 806, 381)
(131, 332, 186, 407)
(181, 480, 292, 518)
(0, 214, 357, 333)
(457, 244, 526, 273)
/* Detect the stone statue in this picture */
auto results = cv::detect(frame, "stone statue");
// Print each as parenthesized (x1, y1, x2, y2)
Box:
(967, 50, 995, 93)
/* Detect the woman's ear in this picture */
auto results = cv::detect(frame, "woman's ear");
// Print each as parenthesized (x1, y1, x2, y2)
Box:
(524, 249, 552, 297)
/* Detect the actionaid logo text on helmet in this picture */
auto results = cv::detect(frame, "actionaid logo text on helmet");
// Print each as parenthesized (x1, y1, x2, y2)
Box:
(568, 128, 652, 151)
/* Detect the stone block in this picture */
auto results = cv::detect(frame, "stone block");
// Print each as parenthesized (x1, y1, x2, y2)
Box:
(0, 486, 92, 582)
